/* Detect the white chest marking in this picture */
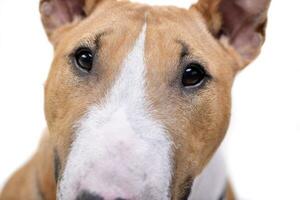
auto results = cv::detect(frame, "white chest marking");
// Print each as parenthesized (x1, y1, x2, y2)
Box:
(58, 24, 173, 200)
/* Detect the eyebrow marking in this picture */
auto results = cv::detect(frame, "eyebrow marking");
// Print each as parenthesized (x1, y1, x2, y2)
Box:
(94, 31, 110, 51)
(177, 40, 190, 59)
(176, 40, 212, 79)
(74, 31, 110, 53)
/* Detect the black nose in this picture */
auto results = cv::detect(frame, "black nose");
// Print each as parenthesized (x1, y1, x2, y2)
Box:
(76, 191, 103, 200)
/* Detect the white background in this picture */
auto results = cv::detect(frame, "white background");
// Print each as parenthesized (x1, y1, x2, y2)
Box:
(0, 0, 299, 199)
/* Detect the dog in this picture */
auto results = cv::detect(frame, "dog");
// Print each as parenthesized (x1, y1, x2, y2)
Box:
(0, 0, 271, 199)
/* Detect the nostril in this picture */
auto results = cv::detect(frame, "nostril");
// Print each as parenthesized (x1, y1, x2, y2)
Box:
(76, 190, 104, 200)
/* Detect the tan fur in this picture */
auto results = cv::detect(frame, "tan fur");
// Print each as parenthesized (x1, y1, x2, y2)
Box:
(1, 0, 270, 199)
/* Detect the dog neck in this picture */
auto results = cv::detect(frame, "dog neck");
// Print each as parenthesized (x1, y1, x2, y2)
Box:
(189, 149, 227, 200)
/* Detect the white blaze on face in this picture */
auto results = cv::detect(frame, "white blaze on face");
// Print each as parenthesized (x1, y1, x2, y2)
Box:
(58, 24, 173, 200)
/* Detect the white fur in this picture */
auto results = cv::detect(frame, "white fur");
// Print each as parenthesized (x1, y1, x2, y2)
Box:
(58, 24, 173, 200)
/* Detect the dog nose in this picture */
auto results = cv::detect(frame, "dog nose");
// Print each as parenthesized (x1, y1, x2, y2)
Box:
(76, 191, 130, 200)
(76, 191, 103, 200)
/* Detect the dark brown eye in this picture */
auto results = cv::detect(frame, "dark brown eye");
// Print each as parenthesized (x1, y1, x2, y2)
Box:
(74, 48, 93, 72)
(182, 63, 207, 87)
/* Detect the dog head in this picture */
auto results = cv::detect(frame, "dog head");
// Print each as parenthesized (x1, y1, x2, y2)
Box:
(40, 0, 270, 199)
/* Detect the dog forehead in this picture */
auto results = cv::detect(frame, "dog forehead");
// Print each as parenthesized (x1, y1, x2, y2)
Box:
(86, 1, 208, 40)
(49, 0, 233, 109)
(56, 1, 216, 66)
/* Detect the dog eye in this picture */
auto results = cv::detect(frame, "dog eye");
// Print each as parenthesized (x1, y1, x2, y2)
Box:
(74, 48, 94, 72)
(182, 63, 207, 87)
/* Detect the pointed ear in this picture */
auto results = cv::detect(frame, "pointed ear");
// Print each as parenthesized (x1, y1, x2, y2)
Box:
(191, 0, 271, 69)
(39, 0, 102, 43)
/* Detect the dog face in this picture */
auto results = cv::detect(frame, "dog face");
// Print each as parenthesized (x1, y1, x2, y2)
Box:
(40, 0, 270, 199)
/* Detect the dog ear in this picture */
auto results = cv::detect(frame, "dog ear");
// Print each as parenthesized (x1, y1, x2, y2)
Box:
(39, 0, 102, 42)
(191, 0, 271, 69)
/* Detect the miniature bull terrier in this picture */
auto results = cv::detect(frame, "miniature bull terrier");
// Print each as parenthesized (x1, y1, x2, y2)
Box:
(0, 0, 270, 199)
